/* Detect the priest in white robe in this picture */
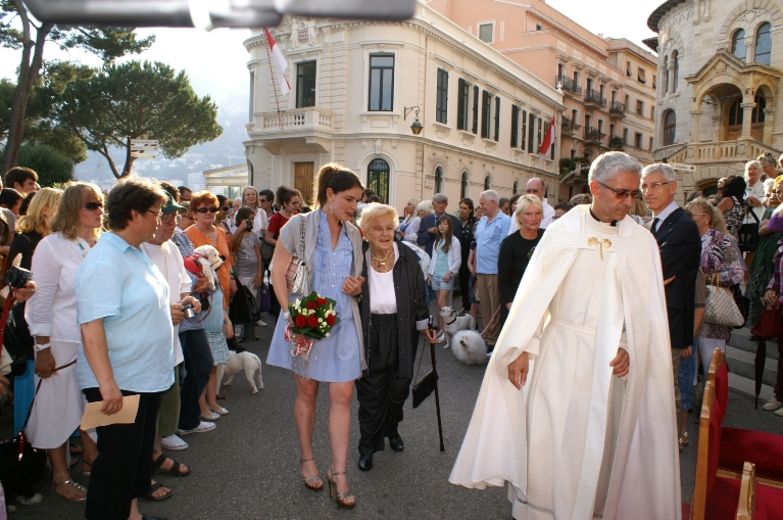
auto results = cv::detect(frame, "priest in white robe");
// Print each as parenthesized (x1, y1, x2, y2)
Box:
(450, 152, 681, 520)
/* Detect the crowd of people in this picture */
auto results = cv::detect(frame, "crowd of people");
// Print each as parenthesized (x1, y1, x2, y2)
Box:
(1, 148, 782, 519)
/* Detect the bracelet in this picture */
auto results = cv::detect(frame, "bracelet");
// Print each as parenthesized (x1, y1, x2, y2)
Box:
(33, 342, 51, 353)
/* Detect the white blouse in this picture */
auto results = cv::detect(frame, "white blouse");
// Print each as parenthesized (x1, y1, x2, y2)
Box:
(26, 232, 92, 343)
(369, 244, 399, 314)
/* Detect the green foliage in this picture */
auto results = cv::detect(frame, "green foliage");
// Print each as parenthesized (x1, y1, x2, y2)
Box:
(13, 143, 74, 186)
(51, 60, 222, 177)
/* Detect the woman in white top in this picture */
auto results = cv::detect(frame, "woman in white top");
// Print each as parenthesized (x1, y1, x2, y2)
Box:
(427, 215, 461, 336)
(25, 182, 104, 501)
(242, 186, 268, 240)
(403, 200, 433, 243)
(745, 159, 767, 222)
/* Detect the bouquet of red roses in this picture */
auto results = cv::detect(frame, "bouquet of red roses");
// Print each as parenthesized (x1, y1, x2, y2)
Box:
(285, 291, 339, 360)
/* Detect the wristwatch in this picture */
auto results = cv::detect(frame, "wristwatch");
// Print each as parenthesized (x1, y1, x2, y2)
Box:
(33, 343, 51, 353)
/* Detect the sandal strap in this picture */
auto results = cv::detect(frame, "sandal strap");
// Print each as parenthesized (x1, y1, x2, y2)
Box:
(54, 478, 87, 493)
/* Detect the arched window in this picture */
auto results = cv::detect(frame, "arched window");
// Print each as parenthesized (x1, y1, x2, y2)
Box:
(753, 93, 766, 123)
(367, 158, 390, 203)
(461, 171, 469, 199)
(662, 109, 676, 146)
(434, 167, 444, 194)
(728, 99, 743, 126)
(663, 56, 669, 93)
(671, 51, 679, 92)
(513, 179, 520, 195)
(484, 175, 491, 190)
(755, 22, 772, 66)
(731, 29, 746, 61)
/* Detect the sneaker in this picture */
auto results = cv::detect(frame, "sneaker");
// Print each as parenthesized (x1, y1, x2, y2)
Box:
(200, 411, 220, 421)
(256, 318, 268, 327)
(762, 397, 783, 411)
(178, 421, 216, 435)
(160, 434, 189, 451)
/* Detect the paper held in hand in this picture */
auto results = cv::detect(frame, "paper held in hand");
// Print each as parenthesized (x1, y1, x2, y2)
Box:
(80, 394, 140, 429)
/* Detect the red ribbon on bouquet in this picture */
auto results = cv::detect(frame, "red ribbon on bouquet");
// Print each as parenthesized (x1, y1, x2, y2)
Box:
(284, 324, 316, 360)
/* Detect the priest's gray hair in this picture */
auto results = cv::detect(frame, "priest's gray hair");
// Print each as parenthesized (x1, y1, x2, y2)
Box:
(641, 163, 677, 182)
(588, 152, 642, 183)
(479, 190, 499, 202)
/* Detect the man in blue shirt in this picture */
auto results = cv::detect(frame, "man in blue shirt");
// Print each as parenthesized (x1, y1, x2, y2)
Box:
(468, 190, 510, 350)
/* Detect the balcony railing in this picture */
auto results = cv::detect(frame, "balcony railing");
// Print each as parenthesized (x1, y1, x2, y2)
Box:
(584, 89, 607, 107)
(610, 102, 626, 117)
(585, 127, 606, 143)
(555, 75, 583, 96)
(251, 107, 334, 134)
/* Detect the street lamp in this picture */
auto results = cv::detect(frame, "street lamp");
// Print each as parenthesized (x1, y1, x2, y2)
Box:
(404, 105, 423, 135)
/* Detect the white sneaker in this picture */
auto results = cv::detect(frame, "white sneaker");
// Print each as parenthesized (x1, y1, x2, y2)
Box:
(256, 318, 268, 327)
(775, 406, 783, 417)
(160, 434, 188, 451)
(178, 421, 216, 435)
(762, 397, 783, 411)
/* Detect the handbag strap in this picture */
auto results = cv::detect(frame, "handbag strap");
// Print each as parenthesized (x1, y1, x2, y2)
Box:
(20, 358, 78, 433)
(297, 216, 306, 264)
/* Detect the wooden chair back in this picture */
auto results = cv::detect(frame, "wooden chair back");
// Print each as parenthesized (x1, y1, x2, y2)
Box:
(736, 461, 756, 520)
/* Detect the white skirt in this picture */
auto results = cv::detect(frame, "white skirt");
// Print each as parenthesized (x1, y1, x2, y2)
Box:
(24, 340, 85, 449)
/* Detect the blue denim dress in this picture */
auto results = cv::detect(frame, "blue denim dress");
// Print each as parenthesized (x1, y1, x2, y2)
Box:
(267, 211, 361, 382)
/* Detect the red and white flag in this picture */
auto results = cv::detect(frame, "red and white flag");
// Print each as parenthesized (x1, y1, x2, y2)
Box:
(264, 28, 291, 96)
(538, 115, 556, 156)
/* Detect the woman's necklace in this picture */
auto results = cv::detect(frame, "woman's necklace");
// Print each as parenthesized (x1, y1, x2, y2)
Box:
(371, 248, 393, 270)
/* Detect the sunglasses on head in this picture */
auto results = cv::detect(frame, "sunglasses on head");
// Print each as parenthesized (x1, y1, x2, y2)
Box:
(82, 202, 103, 211)
(195, 207, 219, 213)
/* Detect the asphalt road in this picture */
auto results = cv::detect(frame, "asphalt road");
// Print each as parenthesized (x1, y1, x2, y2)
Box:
(4, 317, 781, 520)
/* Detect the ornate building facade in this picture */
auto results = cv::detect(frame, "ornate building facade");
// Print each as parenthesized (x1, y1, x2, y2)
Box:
(243, 3, 561, 210)
(647, 0, 782, 194)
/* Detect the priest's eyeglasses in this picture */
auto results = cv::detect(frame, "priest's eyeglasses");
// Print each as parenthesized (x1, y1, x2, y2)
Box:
(596, 181, 642, 200)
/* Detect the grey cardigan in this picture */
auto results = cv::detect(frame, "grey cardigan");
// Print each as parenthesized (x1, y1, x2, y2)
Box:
(278, 210, 366, 372)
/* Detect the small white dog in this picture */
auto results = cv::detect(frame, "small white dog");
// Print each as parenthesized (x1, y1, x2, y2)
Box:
(217, 351, 264, 394)
(184, 245, 224, 292)
(449, 330, 488, 365)
(440, 306, 476, 334)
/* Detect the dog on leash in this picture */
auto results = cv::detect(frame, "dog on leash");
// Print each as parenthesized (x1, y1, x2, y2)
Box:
(449, 330, 488, 365)
(183, 244, 224, 292)
(217, 351, 264, 394)
(440, 306, 476, 335)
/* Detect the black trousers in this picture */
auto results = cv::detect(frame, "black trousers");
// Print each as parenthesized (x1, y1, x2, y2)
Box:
(178, 328, 213, 430)
(83, 388, 161, 520)
(356, 314, 411, 456)
(458, 263, 472, 312)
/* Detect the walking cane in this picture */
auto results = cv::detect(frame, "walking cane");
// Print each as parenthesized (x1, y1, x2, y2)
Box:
(428, 339, 446, 452)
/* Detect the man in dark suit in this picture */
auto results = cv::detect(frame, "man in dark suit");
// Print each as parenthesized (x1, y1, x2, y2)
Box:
(417, 192, 461, 256)
(641, 163, 701, 433)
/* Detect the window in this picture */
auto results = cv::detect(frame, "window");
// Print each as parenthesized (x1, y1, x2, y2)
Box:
(663, 109, 676, 145)
(753, 94, 766, 123)
(528, 112, 535, 152)
(573, 70, 579, 86)
(557, 63, 564, 79)
(663, 56, 669, 93)
(649, 137, 654, 151)
(623, 128, 628, 144)
(368, 54, 394, 111)
(535, 23, 543, 31)
(434, 167, 444, 194)
(732, 29, 746, 61)
(626, 61, 632, 77)
(537, 117, 543, 148)
(671, 51, 679, 91)
(367, 158, 390, 202)
(248, 71, 255, 122)
(634, 132, 643, 149)
(511, 105, 519, 147)
(729, 99, 743, 126)
(651, 106, 655, 120)
(457, 78, 469, 130)
(436, 68, 448, 124)
(472, 85, 479, 134)
(481, 91, 491, 138)
(652, 75, 656, 89)
(637, 68, 646, 84)
(478, 23, 494, 43)
(571, 108, 577, 123)
(521, 109, 527, 152)
(484, 176, 491, 190)
(513, 180, 520, 195)
(597, 119, 603, 135)
(494, 96, 500, 141)
(586, 77, 593, 93)
(636, 100, 644, 116)
(755, 22, 772, 66)
(624, 94, 630, 107)
(296, 60, 316, 108)
(461, 172, 469, 199)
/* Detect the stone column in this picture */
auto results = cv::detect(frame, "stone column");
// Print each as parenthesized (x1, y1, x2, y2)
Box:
(690, 109, 703, 142)
(763, 107, 774, 144)
(740, 101, 755, 139)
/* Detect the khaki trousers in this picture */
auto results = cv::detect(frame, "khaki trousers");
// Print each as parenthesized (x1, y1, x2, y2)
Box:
(476, 274, 501, 346)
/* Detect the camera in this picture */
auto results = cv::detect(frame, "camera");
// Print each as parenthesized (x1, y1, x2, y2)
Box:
(181, 302, 196, 319)
(5, 266, 33, 289)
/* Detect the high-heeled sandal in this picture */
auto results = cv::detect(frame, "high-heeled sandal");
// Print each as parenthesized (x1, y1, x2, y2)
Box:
(326, 466, 356, 509)
(300, 458, 324, 491)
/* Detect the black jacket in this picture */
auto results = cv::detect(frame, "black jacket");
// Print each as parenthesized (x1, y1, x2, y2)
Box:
(359, 241, 429, 378)
(649, 207, 701, 350)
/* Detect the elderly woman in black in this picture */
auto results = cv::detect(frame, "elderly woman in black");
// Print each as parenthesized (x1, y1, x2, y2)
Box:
(355, 204, 435, 472)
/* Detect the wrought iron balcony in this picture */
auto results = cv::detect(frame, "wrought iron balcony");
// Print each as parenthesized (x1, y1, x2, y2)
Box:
(610, 102, 626, 118)
(555, 76, 582, 96)
(584, 127, 606, 143)
(584, 89, 607, 107)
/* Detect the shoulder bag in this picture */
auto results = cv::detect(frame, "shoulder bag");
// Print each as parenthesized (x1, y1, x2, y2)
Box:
(285, 216, 307, 295)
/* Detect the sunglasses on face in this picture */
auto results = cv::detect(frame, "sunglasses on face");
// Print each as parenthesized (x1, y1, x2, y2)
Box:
(82, 202, 103, 211)
(596, 180, 642, 200)
(195, 207, 219, 213)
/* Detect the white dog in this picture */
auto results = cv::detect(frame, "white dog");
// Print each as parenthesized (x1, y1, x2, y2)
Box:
(184, 244, 224, 292)
(440, 305, 476, 348)
(449, 330, 488, 365)
(217, 351, 264, 394)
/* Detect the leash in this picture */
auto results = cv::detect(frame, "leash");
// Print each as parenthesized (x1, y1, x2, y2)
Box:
(479, 305, 503, 338)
